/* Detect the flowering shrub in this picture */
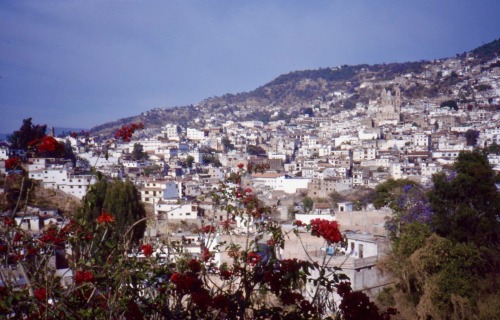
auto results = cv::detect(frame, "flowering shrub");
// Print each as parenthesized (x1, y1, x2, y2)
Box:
(141, 243, 153, 257)
(28, 135, 64, 157)
(97, 209, 115, 224)
(5, 157, 21, 171)
(74, 270, 94, 285)
(0, 128, 393, 319)
(114, 123, 144, 142)
(309, 219, 343, 244)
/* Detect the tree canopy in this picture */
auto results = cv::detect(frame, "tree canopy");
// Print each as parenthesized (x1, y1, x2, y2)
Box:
(246, 144, 266, 156)
(439, 100, 458, 111)
(8, 117, 47, 150)
(464, 129, 480, 146)
(429, 149, 500, 245)
(379, 149, 500, 319)
(132, 143, 147, 160)
(80, 176, 147, 245)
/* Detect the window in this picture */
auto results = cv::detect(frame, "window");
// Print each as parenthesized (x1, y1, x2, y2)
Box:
(358, 244, 364, 259)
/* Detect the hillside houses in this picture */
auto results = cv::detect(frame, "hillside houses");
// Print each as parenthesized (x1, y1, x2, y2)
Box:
(1, 50, 498, 244)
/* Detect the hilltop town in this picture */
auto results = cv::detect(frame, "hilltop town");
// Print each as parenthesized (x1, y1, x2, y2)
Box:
(0, 39, 499, 317)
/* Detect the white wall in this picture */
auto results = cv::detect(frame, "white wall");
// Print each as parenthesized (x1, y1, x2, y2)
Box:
(155, 202, 198, 220)
(294, 214, 336, 225)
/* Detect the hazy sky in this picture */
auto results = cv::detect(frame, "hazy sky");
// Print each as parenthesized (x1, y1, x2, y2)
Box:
(1, 1, 499, 133)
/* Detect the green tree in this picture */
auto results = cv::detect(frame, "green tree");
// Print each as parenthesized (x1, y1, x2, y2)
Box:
(302, 197, 313, 213)
(487, 142, 500, 155)
(379, 150, 500, 319)
(303, 107, 314, 116)
(80, 176, 147, 246)
(143, 164, 162, 176)
(132, 143, 147, 160)
(202, 154, 222, 167)
(186, 155, 195, 168)
(247, 145, 266, 156)
(63, 139, 77, 166)
(429, 149, 500, 245)
(439, 100, 458, 111)
(8, 117, 47, 150)
(464, 129, 480, 146)
(328, 191, 345, 206)
(221, 137, 234, 151)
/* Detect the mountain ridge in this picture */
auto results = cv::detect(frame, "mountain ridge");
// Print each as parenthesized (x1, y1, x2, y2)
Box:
(90, 38, 500, 136)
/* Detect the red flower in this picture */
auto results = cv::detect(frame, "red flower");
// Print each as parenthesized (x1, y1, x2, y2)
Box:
(171, 272, 201, 293)
(201, 247, 213, 262)
(244, 188, 252, 193)
(191, 289, 211, 310)
(246, 252, 261, 266)
(188, 259, 202, 273)
(220, 219, 233, 232)
(237, 163, 244, 169)
(13, 233, 23, 242)
(310, 219, 342, 244)
(212, 294, 229, 310)
(114, 123, 144, 142)
(27, 246, 38, 256)
(97, 210, 115, 224)
(5, 157, 20, 171)
(199, 225, 216, 233)
(34, 136, 64, 154)
(70, 132, 78, 138)
(280, 291, 303, 305)
(141, 243, 154, 257)
(3, 217, 15, 227)
(293, 220, 305, 227)
(39, 225, 66, 246)
(74, 270, 94, 285)
(34, 287, 47, 300)
(219, 269, 232, 280)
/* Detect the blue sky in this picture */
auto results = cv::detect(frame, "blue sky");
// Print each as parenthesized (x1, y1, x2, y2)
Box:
(0, 1, 499, 133)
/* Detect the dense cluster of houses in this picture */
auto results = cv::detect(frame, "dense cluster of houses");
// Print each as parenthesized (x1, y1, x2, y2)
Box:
(1, 53, 499, 296)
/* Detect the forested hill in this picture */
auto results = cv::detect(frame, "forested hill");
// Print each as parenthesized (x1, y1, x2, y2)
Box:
(90, 38, 499, 136)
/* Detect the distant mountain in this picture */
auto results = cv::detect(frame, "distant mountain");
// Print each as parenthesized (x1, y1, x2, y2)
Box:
(53, 127, 88, 137)
(0, 128, 88, 143)
(90, 38, 500, 136)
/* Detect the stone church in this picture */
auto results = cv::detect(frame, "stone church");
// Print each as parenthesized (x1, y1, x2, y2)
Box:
(376, 86, 401, 124)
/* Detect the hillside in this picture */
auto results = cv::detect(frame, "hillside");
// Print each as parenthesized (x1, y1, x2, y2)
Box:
(90, 38, 500, 136)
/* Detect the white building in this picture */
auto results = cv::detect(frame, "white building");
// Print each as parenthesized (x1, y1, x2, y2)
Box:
(155, 201, 198, 220)
(0, 147, 8, 160)
(187, 128, 207, 141)
(29, 168, 96, 199)
(251, 173, 311, 194)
